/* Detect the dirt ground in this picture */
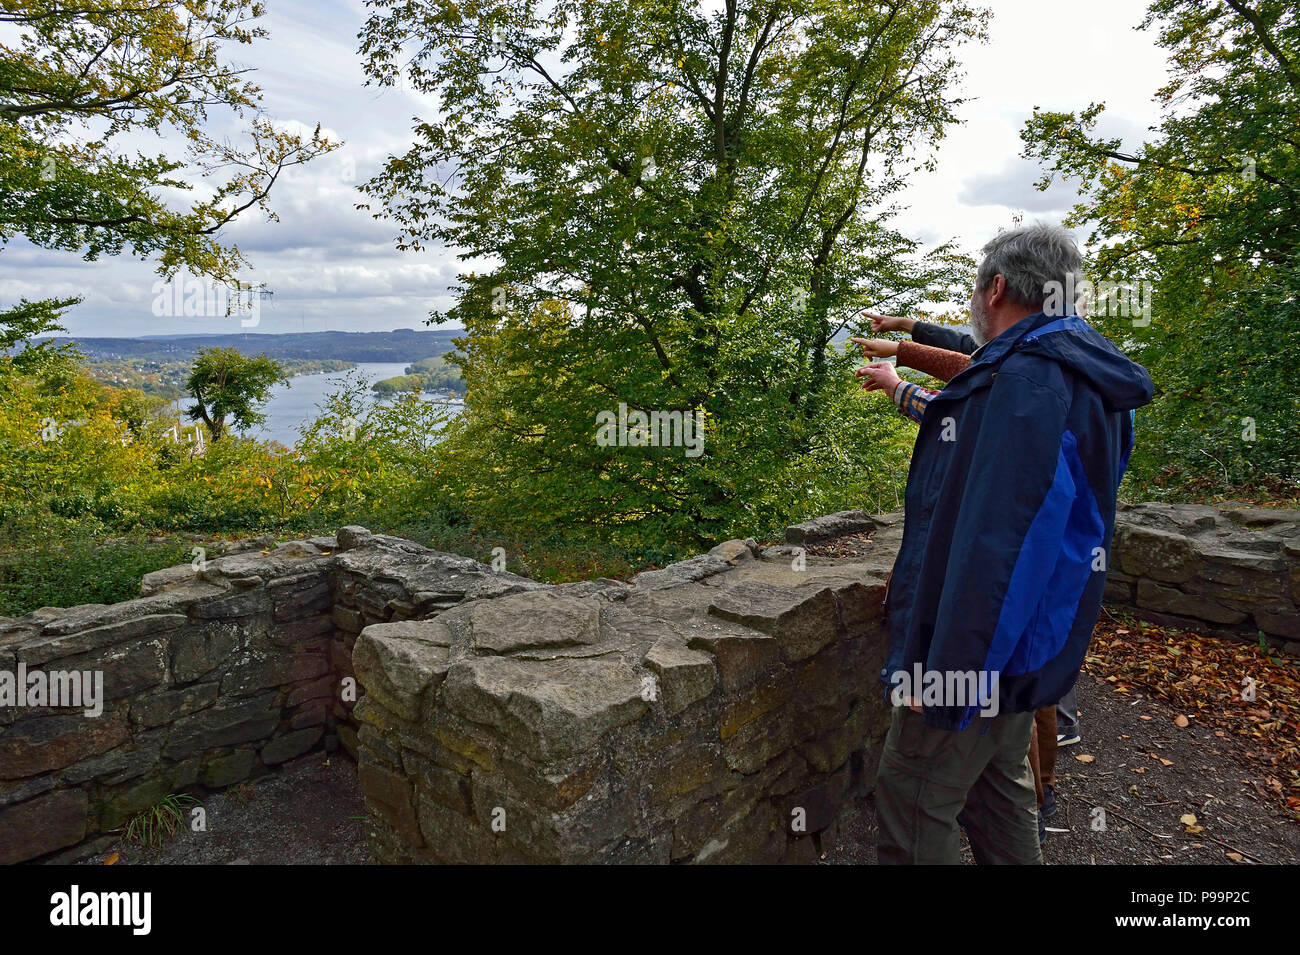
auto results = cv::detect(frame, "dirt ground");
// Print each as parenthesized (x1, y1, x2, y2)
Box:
(822, 665, 1300, 864)
(71, 755, 369, 865)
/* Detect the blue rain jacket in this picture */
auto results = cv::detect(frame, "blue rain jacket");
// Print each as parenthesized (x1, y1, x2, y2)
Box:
(882, 312, 1154, 730)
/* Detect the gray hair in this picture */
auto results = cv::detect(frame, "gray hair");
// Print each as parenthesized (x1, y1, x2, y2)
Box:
(975, 223, 1083, 312)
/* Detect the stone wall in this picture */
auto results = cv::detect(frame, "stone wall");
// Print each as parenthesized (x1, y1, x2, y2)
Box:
(1107, 503, 1300, 653)
(350, 516, 902, 864)
(324, 525, 544, 759)
(0, 538, 340, 864)
(0, 526, 548, 864)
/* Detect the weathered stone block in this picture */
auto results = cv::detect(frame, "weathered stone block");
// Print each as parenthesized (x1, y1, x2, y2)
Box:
(140, 565, 198, 597)
(285, 673, 337, 707)
(269, 613, 334, 647)
(0, 788, 88, 864)
(415, 793, 498, 864)
(191, 587, 273, 618)
(171, 621, 246, 683)
(0, 710, 128, 779)
(1115, 524, 1201, 583)
(785, 510, 878, 545)
(707, 582, 837, 665)
(62, 637, 169, 701)
(200, 748, 258, 788)
(63, 743, 160, 786)
(162, 694, 280, 760)
(331, 606, 364, 632)
(403, 750, 471, 814)
(272, 580, 333, 622)
(1136, 579, 1249, 625)
(642, 637, 716, 715)
(709, 582, 839, 662)
(261, 726, 324, 765)
(289, 700, 329, 730)
(462, 591, 604, 654)
(0, 773, 56, 808)
(440, 656, 647, 762)
(685, 627, 782, 693)
(1255, 605, 1300, 640)
(359, 756, 421, 848)
(337, 526, 374, 550)
(131, 682, 219, 729)
(220, 652, 328, 696)
(17, 613, 186, 668)
(353, 625, 451, 720)
(708, 539, 758, 565)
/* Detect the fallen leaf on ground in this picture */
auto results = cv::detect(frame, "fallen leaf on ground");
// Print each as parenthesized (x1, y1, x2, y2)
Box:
(1083, 617, 1300, 822)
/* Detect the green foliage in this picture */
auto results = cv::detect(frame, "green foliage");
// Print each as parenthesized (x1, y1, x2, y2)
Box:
(392, 515, 689, 585)
(0, 296, 81, 375)
(0, 0, 338, 324)
(372, 374, 427, 394)
(0, 529, 192, 617)
(184, 347, 287, 442)
(360, 0, 985, 548)
(289, 369, 453, 526)
(1021, 0, 1300, 499)
(399, 355, 465, 392)
(125, 794, 200, 850)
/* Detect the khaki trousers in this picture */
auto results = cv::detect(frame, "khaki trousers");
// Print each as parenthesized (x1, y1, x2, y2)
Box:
(875, 706, 1042, 865)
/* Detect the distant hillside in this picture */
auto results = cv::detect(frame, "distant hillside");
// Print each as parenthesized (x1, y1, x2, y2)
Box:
(44, 328, 460, 363)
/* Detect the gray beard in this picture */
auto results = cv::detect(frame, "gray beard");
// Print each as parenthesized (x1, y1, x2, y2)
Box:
(970, 298, 991, 347)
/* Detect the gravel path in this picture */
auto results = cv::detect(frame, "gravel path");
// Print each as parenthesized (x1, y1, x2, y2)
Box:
(73, 755, 369, 865)
(822, 667, 1300, 864)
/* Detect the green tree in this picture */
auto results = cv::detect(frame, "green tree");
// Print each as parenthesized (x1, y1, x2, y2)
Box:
(360, 0, 985, 546)
(184, 347, 286, 441)
(0, 0, 339, 337)
(1021, 0, 1300, 495)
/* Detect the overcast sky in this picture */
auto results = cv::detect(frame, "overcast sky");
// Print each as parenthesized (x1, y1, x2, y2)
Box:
(3, 0, 1171, 338)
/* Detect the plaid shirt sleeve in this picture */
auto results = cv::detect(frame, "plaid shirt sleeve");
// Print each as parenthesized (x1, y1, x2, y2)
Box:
(892, 380, 938, 423)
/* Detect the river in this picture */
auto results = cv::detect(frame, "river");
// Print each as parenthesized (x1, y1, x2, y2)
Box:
(217, 362, 459, 448)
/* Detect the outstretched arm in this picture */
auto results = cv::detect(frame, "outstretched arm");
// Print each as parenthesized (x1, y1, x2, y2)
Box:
(896, 340, 972, 383)
(912, 321, 978, 356)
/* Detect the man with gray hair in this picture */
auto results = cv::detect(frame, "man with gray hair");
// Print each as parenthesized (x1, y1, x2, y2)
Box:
(861, 223, 1153, 864)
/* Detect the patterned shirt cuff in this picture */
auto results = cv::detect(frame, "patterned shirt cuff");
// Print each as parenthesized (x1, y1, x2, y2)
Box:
(892, 380, 936, 423)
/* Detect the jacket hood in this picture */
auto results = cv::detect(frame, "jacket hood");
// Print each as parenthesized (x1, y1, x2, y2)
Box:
(1008, 314, 1155, 413)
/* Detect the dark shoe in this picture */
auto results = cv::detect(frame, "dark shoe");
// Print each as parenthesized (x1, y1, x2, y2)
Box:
(1042, 784, 1058, 819)
(1038, 809, 1047, 845)
(1057, 730, 1081, 747)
